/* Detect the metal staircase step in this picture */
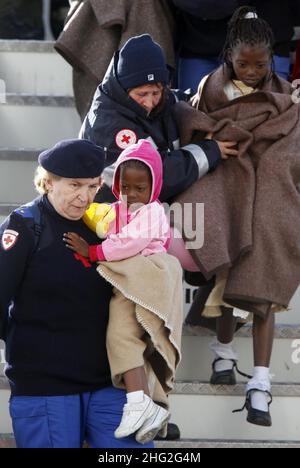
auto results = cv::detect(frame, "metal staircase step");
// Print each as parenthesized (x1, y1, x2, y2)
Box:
(172, 381, 300, 396)
(0, 434, 15, 448)
(1, 379, 300, 441)
(183, 323, 300, 338)
(0, 94, 81, 149)
(0, 40, 55, 53)
(155, 438, 300, 448)
(5, 93, 75, 106)
(0, 40, 73, 95)
(1, 434, 300, 448)
(0, 149, 40, 161)
(0, 150, 42, 206)
(167, 381, 300, 441)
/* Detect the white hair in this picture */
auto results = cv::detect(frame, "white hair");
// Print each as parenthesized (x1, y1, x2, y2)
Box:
(34, 166, 60, 195)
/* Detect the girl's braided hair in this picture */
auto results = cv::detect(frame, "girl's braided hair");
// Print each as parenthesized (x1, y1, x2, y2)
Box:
(222, 6, 274, 68)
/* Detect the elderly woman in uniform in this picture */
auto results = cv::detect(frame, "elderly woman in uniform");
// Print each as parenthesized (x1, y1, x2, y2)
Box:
(0, 139, 153, 449)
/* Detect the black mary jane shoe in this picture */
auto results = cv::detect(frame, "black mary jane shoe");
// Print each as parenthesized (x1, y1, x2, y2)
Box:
(210, 358, 252, 385)
(233, 388, 272, 427)
(154, 422, 180, 441)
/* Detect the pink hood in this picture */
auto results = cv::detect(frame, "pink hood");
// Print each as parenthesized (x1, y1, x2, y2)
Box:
(112, 139, 163, 203)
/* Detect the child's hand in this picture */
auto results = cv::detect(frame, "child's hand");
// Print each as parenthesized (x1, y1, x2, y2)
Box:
(63, 232, 89, 258)
(206, 132, 238, 160)
(216, 140, 239, 160)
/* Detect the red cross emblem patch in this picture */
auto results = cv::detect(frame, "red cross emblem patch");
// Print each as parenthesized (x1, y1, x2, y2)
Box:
(115, 129, 137, 149)
(1, 229, 19, 250)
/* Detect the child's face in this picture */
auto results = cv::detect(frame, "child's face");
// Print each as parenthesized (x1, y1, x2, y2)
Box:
(119, 166, 152, 208)
(230, 43, 272, 88)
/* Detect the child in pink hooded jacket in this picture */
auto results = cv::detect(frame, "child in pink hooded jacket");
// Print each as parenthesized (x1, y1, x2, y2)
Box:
(64, 140, 177, 444)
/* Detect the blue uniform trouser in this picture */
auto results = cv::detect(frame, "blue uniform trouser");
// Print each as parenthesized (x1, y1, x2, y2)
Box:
(178, 56, 221, 92)
(9, 386, 154, 448)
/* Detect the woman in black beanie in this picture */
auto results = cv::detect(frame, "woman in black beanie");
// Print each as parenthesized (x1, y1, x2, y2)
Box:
(80, 34, 238, 205)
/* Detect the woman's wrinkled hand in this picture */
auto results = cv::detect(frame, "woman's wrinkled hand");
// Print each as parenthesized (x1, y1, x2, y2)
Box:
(63, 232, 89, 258)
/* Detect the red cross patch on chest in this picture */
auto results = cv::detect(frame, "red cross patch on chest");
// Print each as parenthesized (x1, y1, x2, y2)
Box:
(1, 229, 19, 250)
(115, 129, 137, 149)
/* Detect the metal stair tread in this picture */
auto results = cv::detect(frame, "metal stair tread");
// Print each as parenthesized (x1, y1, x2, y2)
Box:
(172, 381, 300, 396)
(183, 323, 300, 338)
(0, 376, 9, 389)
(155, 438, 300, 448)
(0, 204, 20, 216)
(4, 93, 74, 106)
(1, 376, 300, 395)
(0, 149, 40, 161)
(0, 433, 299, 448)
(0, 40, 54, 53)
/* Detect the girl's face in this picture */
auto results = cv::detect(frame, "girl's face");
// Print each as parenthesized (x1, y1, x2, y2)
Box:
(128, 83, 163, 113)
(119, 166, 152, 208)
(230, 43, 272, 88)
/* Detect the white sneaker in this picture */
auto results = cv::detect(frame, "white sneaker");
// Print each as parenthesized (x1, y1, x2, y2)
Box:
(114, 394, 159, 439)
(135, 405, 170, 444)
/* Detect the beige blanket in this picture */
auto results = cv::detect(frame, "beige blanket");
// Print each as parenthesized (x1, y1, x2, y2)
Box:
(96, 253, 183, 405)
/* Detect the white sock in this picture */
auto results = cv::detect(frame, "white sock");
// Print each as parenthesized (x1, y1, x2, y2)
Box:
(210, 339, 238, 371)
(252, 366, 270, 382)
(250, 390, 269, 412)
(246, 366, 271, 392)
(246, 366, 271, 412)
(215, 358, 235, 372)
(126, 390, 144, 404)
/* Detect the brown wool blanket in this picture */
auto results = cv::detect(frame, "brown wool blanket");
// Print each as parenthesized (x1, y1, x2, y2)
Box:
(55, 0, 175, 118)
(96, 253, 183, 406)
(174, 66, 300, 317)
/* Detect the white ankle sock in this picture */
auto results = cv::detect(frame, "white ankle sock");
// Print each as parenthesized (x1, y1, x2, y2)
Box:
(127, 390, 145, 404)
(246, 366, 271, 392)
(215, 358, 235, 372)
(250, 390, 269, 412)
(210, 339, 238, 371)
(246, 366, 271, 412)
(252, 366, 270, 382)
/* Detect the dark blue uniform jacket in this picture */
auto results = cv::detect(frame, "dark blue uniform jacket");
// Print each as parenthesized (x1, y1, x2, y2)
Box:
(0, 196, 112, 396)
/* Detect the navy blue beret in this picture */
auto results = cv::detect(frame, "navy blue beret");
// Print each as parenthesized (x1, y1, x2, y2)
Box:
(38, 139, 105, 178)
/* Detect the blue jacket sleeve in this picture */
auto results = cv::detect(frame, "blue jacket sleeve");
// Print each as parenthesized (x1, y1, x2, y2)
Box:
(158, 139, 220, 201)
(0, 213, 34, 340)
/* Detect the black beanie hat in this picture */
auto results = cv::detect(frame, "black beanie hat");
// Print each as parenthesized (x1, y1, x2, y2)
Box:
(38, 139, 105, 178)
(117, 34, 169, 90)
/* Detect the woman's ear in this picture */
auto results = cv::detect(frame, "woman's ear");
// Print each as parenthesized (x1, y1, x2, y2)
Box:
(45, 176, 53, 192)
(98, 176, 103, 191)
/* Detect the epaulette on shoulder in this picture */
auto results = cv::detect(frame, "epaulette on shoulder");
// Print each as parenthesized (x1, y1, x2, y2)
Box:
(14, 199, 43, 242)
(15, 200, 41, 224)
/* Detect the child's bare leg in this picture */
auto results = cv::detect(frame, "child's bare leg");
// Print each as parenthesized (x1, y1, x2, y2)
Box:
(246, 310, 275, 416)
(123, 366, 150, 396)
(216, 306, 237, 343)
(253, 310, 274, 366)
(210, 306, 238, 381)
